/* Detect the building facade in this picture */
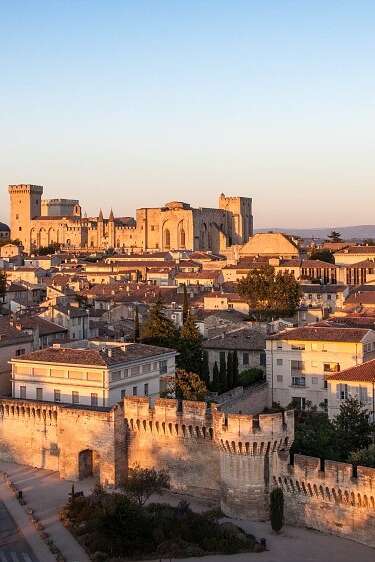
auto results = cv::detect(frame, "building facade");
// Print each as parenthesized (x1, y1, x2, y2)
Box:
(266, 326, 375, 410)
(8, 185, 253, 254)
(10, 341, 177, 407)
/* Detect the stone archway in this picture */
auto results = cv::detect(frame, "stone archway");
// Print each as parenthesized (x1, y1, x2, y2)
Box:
(78, 449, 93, 479)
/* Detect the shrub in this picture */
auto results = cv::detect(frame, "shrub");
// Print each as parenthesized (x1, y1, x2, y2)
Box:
(270, 487, 284, 532)
(238, 368, 265, 387)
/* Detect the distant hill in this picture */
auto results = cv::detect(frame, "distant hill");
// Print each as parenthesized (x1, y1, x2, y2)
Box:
(254, 225, 375, 240)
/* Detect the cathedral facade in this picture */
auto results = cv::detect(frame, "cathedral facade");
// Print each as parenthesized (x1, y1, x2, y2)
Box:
(8, 185, 253, 254)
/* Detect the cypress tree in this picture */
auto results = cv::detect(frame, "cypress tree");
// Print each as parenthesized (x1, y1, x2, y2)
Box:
(182, 283, 189, 324)
(134, 305, 140, 342)
(212, 362, 220, 392)
(140, 294, 179, 348)
(270, 487, 284, 532)
(232, 351, 239, 387)
(178, 313, 203, 374)
(219, 353, 227, 394)
(200, 350, 210, 386)
(226, 351, 234, 390)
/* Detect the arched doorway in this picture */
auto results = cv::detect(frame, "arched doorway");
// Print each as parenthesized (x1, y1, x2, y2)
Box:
(78, 449, 93, 479)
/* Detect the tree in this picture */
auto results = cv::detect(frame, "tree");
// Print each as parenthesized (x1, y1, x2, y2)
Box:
(349, 444, 375, 468)
(219, 353, 227, 393)
(238, 265, 301, 321)
(291, 410, 338, 460)
(182, 284, 189, 324)
(226, 352, 234, 390)
(200, 351, 210, 386)
(37, 242, 61, 255)
(134, 305, 140, 342)
(309, 249, 335, 264)
(212, 361, 220, 392)
(232, 351, 239, 388)
(363, 239, 375, 246)
(178, 312, 203, 374)
(140, 295, 179, 348)
(124, 464, 170, 506)
(0, 270, 6, 304)
(162, 369, 207, 401)
(333, 396, 373, 459)
(270, 487, 284, 532)
(327, 230, 343, 243)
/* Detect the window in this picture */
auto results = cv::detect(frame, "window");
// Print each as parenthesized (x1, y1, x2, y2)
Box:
(276, 342, 282, 350)
(337, 384, 348, 400)
(292, 376, 306, 387)
(54, 389, 61, 402)
(291, 344, 305, 350)
(19, 226, 22, 231)
(327, 294, 332, 301)
(144, 383, 149, 396)
(292, 397, 306, 410)
(36, 387, 43, 401)
(276, 375, 283, 383)
(142, 363, 151, 374)
(276, 358, 283, 366)
(243, 352, 249, 366)
(111, 370, 121, 382)
(311, 377, 318, 385)
(123, 368, 129, 378)
(132, 386, 138, 396)
(121, 389, 126, 399)
(291, 360, 304, 372)
(164, 229, 171, 249)
(324, 363, 340, 373)
(359, 387, 368, 403)
(159, 360, 168, 374)
(20, 386, 26, 399)
(15, 348, 25, 356)
(91, 393, 98, 407)
(130, 365, 140, 376)
(72, 391, 79, 404)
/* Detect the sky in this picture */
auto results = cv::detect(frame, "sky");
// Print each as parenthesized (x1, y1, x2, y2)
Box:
(1, 1, 375, 228)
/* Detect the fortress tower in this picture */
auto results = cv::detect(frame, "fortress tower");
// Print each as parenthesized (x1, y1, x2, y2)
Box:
(219, 193, 253, 245)
(8, 184, 43, 249)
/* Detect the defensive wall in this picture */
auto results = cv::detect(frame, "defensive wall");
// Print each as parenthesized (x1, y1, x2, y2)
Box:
(275, 453, 375, 548)
(0, 396, 375, 547)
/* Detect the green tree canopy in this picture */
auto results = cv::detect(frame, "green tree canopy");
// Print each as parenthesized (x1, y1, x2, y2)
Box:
(309, 249, 335, 264)
(238, 265, 301, 321)
(327, 230, 343, 243)
(178, 312, 203, 374)
(140, 295, 179, 348)
(333, 396, 373, 457)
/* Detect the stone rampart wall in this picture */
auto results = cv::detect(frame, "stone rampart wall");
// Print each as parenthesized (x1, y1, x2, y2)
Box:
(275, 453, 375, 548)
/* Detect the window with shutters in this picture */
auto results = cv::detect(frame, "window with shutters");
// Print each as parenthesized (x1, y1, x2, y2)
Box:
(337, 384, 348, 400)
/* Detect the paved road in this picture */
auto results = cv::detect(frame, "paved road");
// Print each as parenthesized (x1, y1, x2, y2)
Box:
(0, 501, 37, 562)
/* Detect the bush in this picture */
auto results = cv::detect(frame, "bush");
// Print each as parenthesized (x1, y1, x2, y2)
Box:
(270, 487, 284, 532)
(61, 489, 258, 559)
(238, 368, 265, 387)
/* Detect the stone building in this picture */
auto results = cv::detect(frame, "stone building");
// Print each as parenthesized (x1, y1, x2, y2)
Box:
(8, 185, 253, 254)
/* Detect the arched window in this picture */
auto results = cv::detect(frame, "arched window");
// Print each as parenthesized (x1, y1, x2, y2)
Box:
(180, 229, 185, 248)
(164, 229, 171, 249)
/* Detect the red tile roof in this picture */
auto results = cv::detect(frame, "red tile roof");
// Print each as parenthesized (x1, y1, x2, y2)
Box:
(268, 326, 372, 343)
(326, 359, 375, 382)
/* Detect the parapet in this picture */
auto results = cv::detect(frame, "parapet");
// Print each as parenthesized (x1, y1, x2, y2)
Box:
(8, 184, 43, 194)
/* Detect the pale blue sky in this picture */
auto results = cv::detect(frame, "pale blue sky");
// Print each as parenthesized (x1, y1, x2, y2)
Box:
(1, 1, 374, 227)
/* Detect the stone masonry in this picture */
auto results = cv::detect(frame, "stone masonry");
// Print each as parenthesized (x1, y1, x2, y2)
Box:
(0, 396, 375, 548)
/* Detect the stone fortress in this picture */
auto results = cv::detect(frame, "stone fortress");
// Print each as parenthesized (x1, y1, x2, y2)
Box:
(8, 185, 253, 253)
(0, 395, 374, 548)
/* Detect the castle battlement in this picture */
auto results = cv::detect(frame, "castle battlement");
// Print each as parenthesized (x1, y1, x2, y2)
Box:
(8, 184, 43, 194)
